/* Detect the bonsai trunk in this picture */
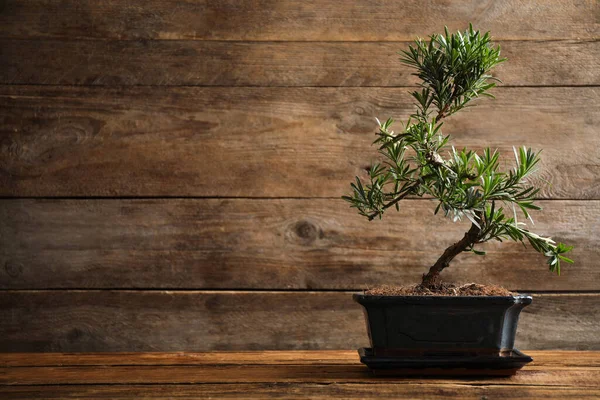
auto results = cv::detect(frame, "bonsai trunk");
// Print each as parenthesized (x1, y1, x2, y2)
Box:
(421, 221, 481, 288)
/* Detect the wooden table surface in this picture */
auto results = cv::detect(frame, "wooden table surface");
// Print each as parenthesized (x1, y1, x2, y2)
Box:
(1, 351, 599, 399)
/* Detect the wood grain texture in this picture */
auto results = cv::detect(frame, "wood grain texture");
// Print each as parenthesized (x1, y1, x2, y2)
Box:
(2, 384, 600, 400)
(0, 0, 597, 40)
(1, 40, 598, 86)
(1, 199, 596, 290)
(2, 363, 600, 386)
(3, 350, 599, 367)
(2, 351, 599, 398)
(2, 384, 599, 400)
(1, 0, 598, 357)
(0, 292, 598, 352)
(1, 86, 598, 198)
(0, 351, 361, 367)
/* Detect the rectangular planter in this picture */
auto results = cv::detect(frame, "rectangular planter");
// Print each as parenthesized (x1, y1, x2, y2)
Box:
(353, 293, 532, 357)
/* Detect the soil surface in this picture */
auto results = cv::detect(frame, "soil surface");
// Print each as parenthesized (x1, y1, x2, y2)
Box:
(365, 283, 514, 296)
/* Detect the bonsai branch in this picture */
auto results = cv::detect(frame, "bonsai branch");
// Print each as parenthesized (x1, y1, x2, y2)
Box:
(344, 26, 573, 288)
(367, 182, 420, 221)
(421, 220, 481, 287)
(435, 103, 451, 121)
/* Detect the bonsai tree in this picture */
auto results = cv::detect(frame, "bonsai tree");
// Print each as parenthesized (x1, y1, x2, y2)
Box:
(342, 25, 573, 289)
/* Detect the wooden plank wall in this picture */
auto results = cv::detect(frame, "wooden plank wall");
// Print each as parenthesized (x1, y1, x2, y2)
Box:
(0, 0, 599, 351)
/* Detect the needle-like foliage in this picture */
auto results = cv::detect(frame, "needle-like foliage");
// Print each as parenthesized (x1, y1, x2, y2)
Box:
(342, 25, 573, 287)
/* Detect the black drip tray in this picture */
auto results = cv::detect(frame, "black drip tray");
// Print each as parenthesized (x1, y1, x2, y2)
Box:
(358, 347, 533, 376)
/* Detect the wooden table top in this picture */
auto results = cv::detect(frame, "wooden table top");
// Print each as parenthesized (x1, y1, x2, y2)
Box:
(1, 351, 599, 399)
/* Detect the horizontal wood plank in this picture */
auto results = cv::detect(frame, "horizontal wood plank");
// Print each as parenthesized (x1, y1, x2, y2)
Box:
(0, 292, 598, 352)
(0, 351, 360, 367)
(3, 383, 600, 400)
(0, 0, 597, 40)
(1, 199, 597, 290)
(3, 351, 599, 397)
(1, 40, 598, 86)
(2, 364, 599, 386)
(2, 384, 599, 399)
(2, 351, 599, 397)
(1, 86, 598, 198)
(2, 350, 598, 368)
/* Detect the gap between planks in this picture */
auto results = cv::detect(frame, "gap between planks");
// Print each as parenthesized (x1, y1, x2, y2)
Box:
(2, 290, 600, 295)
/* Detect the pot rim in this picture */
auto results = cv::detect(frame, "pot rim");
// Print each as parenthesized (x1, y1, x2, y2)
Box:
(353, 293, 532, 305)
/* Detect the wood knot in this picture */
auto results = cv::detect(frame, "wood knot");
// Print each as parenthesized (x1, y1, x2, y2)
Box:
(295, 221, 318, 239)
(67, 328, 85, 343)
(4, 261, 23, 278)
(354, 106, 365, 115)
(291, 220, 324, 245)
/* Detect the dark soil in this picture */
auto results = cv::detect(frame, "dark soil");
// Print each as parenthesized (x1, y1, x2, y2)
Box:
(365, 282, 514, 297)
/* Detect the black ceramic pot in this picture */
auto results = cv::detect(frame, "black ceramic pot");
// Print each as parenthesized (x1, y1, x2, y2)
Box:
(353, 293, 532, 357)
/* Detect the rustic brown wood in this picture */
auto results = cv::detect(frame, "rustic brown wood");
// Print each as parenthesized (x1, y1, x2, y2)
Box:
(518, 294, 600, 351)
(0, 0, 597, 40)
(1, 199, 597, 290)
(0, 292, 598, 352)
(2, 384, 599, 400)
(1, 40, 598, 86)
(2, 352, 599, 398)
(3, 365, 600, 387)
(1, 86, 598, 198)
(2, 362, 600, 386)
(2, 350, 598, 368)
(1, 0, 598, 360)
(0, 351, 358, 367)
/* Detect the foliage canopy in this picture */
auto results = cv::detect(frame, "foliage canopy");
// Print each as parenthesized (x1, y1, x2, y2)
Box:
(342, 25, 573, 285)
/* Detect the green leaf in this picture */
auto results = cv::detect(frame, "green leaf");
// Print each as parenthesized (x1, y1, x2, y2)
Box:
(558, 255, 574, 264)
(343, 25, 572, 280)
